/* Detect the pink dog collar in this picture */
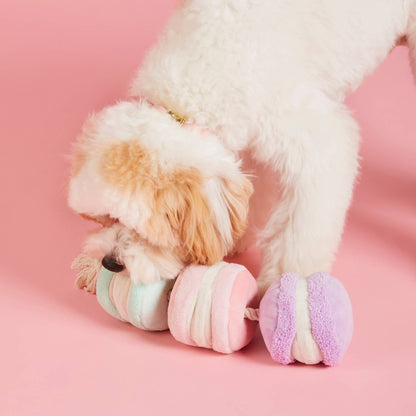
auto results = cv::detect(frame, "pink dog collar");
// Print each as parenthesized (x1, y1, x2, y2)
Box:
(128, 95, 212, 138)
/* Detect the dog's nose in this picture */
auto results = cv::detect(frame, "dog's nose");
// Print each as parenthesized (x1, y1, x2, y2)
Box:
(101, 255, 125, 273)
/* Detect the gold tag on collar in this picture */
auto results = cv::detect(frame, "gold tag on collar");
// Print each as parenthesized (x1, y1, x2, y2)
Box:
(167, 110, 186, 126)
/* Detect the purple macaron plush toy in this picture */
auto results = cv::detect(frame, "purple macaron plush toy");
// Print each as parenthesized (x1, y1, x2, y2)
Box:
(259, 272, 353, 366)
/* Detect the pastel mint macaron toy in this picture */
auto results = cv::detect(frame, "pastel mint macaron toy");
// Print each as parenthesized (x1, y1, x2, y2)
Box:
(96, 267, 175, 331)
(75, 255, 353, 365)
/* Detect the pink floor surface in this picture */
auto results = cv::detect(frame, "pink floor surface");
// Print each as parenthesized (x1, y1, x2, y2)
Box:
(2, 2, 416, 415)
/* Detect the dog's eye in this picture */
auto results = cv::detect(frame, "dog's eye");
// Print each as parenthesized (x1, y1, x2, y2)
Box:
(80, 214, 118, 227)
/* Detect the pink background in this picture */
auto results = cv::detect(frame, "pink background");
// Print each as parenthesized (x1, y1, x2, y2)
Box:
(1, 1, 416, 414)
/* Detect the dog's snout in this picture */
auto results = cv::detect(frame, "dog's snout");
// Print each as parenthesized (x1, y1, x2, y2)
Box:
(101, 255, 125, 273)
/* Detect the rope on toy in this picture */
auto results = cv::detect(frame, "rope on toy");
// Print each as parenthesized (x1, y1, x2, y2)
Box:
(244, 307, 260, 321)
(71, 254, 101, 294)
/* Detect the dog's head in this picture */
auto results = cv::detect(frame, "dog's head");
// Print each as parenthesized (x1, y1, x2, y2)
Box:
(68, 100, 253, 283)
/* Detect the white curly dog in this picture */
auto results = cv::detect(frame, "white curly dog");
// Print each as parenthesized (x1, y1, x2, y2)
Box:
(68, 0, 416, 295)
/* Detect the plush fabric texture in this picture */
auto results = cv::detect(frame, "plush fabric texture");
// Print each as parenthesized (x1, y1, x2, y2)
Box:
(308, 272, 353, 366)
(227, 266, 259, 352)
(109, 272, 131, 321)
(210, 263, 247, 353)
(96, 267, 174, 331)
(191, 262, 227, 348)
(96, 268, 124, 321)
(128, 277, 174, 331)
(168, 264, 207, 347)
(168, 262, 259, 353)
(259, 273, 299, 365)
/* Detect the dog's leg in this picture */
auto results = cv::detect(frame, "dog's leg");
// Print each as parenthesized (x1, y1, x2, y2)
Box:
(231, 151, 281, 255)
(256, 101, 360, 296)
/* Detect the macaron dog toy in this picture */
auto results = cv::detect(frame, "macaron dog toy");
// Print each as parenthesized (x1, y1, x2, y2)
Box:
(73, 256, 353, 365)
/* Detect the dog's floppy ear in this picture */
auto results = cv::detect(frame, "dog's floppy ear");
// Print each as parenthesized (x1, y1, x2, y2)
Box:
(146, 168, 253, 264)
(146, 168, 228, 265)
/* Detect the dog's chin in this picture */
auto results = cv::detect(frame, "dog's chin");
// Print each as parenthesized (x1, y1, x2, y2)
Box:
(83, 223, 184, 285)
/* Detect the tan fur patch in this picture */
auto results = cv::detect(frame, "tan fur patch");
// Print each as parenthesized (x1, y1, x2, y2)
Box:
(100, 141, 154, 192)
(147, 168, 227, 264)
(100, 141, 227, 264)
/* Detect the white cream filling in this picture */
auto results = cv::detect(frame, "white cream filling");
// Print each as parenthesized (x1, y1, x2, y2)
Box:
(291, 277, 323, 364)
(189, 262, 227, 348)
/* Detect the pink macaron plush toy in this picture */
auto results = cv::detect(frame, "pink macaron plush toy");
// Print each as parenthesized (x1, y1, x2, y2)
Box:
(73, 256, 353, 365)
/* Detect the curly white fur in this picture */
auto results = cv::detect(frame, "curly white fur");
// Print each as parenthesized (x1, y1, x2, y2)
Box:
(69, 0, 416, 292)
